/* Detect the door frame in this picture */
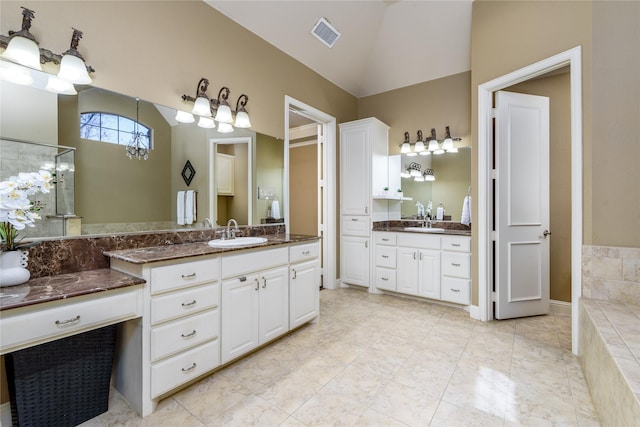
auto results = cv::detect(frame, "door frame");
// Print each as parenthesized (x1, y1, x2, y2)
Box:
(284, 96, 337, 290)
(477, 46, 582, 354)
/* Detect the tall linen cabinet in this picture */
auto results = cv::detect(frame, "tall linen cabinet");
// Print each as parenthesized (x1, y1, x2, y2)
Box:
(339, 117, 394, 290)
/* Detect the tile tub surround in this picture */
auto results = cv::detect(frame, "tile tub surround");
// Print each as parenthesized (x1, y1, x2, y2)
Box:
(582, 245, 640, 306)
(579, 299, 640, 425)
(23, 224, 286, 279)
(80, 287, 599, 426)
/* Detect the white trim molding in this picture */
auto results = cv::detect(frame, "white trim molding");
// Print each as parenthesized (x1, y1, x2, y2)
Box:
(477, 46, 583, 355)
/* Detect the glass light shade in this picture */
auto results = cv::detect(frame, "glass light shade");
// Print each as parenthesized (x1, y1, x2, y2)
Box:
(192, 96, 212, 116)
(406, 152, 417, 157)
(410, 168, 421, 178)
(418, 150, 431, 156)
(198, 116, 216, 128)
(2, 36, 42, 70)
(442, 137, 454, 151)
(433, 148, 445, 155)
(428, 139, 439, 151)
(425, 174, 436, 181)
(217, 122, 234, 133)
(400, 171, 411, 178)
(45, 76, 77, 95)
(414, 140, 425, 153)
(0, 63, 33, 85)
(58, 54, 92, 84)
(447, 146, 459, 153)
(414, 176, 425, 182)
(400, 142, 411, 154)
(234, 110, 251, 128)
(214, 104, 233, 124)
(175, 110, 195, 123)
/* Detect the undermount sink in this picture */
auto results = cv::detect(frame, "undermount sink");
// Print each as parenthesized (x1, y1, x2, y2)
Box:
(403, 227, 446, 233)
(207, 236, 268, 248)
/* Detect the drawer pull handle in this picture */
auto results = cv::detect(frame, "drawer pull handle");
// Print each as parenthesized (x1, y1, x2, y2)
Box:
(181, 330, 197, 338)
(262, 277, 267, 288)
(181, 273, 197, 279)
(302, 250, 310, 255)
(451, 243, 461, 247)
(182, 363, 197, 372)
(55, 315, 80, 326)
(382, 238, 389, 242)
(255, 278, 260, 291)
(351, 218, 359, 222)
(450, 288, 461, 293)
(182, 300, 197, 307)
(292, 268, 297, 279)
(239, 276, 247, 282)
(451, 263, 461, 267)
(382, 255, 389, 259)
(381, 277, 389, 281)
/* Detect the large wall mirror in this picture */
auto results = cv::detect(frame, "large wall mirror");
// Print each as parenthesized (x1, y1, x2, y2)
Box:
(399, 147, 471, 222)
(0, 71, 284, 239)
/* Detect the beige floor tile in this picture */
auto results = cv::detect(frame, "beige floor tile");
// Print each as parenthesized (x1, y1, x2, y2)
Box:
(369, 380, 441, 426)
(430, 400, 506, 427)
(206, 394, 289, 427)
(256, 370, 324, 414)
(291, 388, 368, 427)
(356, 408, 409, 426)
(324, 364, 392, 405)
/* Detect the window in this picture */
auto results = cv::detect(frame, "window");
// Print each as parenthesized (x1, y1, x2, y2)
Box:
(80, 112, 152, 149)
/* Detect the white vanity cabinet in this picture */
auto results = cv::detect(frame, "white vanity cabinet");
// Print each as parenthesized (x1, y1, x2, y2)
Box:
(289, 241, 320, 329)
(396, 233, 441, 299)
(220, 247, 289, 364)
(440, 236, 471, 305)
(373, 232, 397, 291)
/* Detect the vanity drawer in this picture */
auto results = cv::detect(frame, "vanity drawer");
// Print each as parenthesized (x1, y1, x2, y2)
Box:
(375, 232, 396, 246)
(374, 267, 396, 291)
(151, 283, 219, 326)
(150, 309, 219, 362)
(1, 287, 141, 354)
(441, 236, 470, 253)
(151, 338, 220, 398)
(341, 216, 371, 237)
(150, 257, 220, 295)
(441, 252, 471, 279)
(397, 233, 440, 250)
(222, 247, 288, 278)
(290, 241, 320, 263)
(375, 246, 396, 268)
(440, 277, 470, 305)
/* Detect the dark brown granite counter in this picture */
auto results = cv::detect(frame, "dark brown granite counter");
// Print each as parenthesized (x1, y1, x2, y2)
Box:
(0, 269, 145, 311)
(104, 234, 321, 264)
(373, 220, 471, 236)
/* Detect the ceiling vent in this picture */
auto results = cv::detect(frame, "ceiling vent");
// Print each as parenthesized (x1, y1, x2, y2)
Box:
(311, 17, 341, 48)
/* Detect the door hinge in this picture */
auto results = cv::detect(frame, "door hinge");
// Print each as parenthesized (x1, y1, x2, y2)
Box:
(491, 291, 497, 302)
(491, 108, 497, 118)
(490, 231, 498, 241)
(319, 179, 325, 188)
(490, 169, 497, 179)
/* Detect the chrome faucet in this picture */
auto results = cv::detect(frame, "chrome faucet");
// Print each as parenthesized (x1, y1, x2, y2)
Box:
(226, 218, 239, 239)
(202, 218, 212, 228)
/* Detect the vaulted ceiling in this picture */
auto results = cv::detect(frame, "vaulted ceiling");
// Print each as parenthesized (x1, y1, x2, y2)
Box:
(205, 1, 473, 98)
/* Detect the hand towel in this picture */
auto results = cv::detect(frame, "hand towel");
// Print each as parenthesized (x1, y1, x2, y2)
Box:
(177, 191, 185, 225)
(461, 195, 472, 226)
(185, 190, 196, 224)
(271, 200, 280, 219)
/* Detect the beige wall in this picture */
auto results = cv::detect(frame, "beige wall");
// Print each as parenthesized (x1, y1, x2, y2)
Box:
(290, 143, 319, 235)
(60, 89, 173, 224)
(254, 133, 284, 224)
(0, 82, 58, 144)
(507, 73, 572, 302)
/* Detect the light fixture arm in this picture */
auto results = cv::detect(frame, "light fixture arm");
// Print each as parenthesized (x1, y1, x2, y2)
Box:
(8, 7, 38, 43)
(215, 86, 231, 107)
(235, 94, 249, 112)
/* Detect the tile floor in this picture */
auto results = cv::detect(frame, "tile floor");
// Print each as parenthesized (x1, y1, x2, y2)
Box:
(81, 288, 600, 426)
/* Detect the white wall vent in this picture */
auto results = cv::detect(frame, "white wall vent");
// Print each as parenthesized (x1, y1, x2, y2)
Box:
(311, 17, 341, 48)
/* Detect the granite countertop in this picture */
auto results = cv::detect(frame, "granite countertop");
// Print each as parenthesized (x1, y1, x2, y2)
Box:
(104, 234, 321, 264)
(0, 269, 146, 311)
(373, 220, 471, 236)
(378, 227, 471, 236)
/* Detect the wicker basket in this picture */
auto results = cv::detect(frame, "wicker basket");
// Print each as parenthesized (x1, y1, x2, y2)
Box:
(5, 324, 117, 427)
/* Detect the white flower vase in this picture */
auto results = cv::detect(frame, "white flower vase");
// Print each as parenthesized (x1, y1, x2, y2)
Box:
(0, 250, 31, 287)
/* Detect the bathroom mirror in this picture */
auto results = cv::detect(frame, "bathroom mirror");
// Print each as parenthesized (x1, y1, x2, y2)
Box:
(399, 146, 471, 222)
(0, 76, 284, 238)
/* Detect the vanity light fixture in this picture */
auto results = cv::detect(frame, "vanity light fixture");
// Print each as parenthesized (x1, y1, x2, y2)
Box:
(126, 97, 149, 160)
(400, 132, 411, 155)
(181, 79, 252, 131)
(423, 168, 436, 181)
(427, 128, 444, 154)
(414, 130, 426, 155)
(399, 131, 430, 156)
(1, 7, 96, 91)
(442, 126, 460, 153)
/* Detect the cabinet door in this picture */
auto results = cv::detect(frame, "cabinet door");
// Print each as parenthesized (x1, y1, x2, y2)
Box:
(418, 249, 441, 300)
(396, 247, 419, 295)
(340, 126, 370, 215)
(216, 153, 235, 196)
(221, 275, 259, 363)
(290, 260, 319, 329)
(258, 266, 290, 344)
(341, 236, 370, 287)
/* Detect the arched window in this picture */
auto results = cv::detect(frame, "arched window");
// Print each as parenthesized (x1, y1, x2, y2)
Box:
(80, 112, 152, 149)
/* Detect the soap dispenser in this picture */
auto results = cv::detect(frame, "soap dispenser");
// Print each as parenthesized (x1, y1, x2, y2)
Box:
(436, 203, 444, 221)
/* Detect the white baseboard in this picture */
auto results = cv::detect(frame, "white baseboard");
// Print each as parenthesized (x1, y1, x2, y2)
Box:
(550, 299, 572, 315)
(469, 305, 481, 320)
(1, 401, 11, 427)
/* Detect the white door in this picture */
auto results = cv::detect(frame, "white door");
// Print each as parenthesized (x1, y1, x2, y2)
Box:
(290, 260, 319, 328)
(417, 249, 441, 300)
(221, 276, 259, 363)
(340, 125, 370, 215)
(495, 91, 550, 319)
(258, 266, 289, 343)
(341, 236, 370, 287)
(396, 247, 419, 295)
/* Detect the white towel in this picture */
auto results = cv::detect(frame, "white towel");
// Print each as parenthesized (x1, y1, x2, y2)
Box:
(461, 195, 472, 226)
(185, 190, 196, 224)
(271, 200, 280, 219)
(177, 191, 185, 225)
